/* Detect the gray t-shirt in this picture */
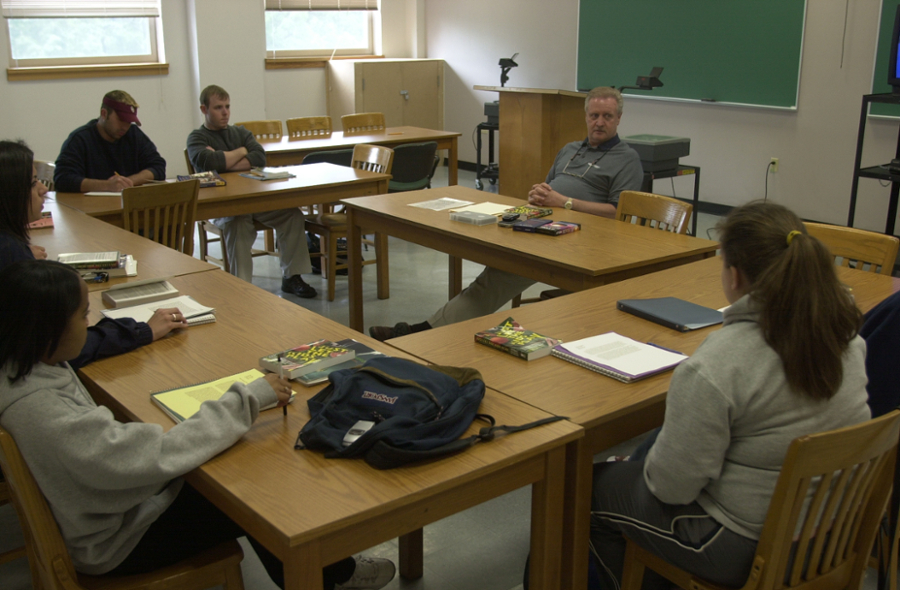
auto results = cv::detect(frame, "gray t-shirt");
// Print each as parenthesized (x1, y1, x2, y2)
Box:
(545, 137, 643, 206)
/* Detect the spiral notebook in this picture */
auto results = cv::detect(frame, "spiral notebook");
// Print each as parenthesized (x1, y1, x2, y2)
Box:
(551, 332, 688, 383)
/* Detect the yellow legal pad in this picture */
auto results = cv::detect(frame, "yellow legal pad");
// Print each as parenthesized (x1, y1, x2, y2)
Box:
(151, 369, 266, 423)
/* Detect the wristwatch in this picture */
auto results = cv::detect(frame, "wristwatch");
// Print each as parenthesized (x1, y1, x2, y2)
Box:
(564, 198, 574, 210)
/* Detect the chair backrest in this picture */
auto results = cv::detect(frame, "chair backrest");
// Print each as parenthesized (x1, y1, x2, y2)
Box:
(351, 144, 393, 175)
(341, 112, 386, 136)
(804, 222, 899, 276)
(748, 410, 900, 590)
(122, 180, 200, 255)
(34, 160, 56, 191)
(389, 142, 438, 191)
(234, 120, 283, 142)
(615, 191, 693, 234)
(0, 425, 82, 590)
(183, 148, 196, 174)
(301, 148, 354, 168)
(286, 116, 332, 140)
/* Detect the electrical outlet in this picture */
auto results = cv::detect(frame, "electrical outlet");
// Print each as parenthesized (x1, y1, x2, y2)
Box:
(770, 157, 779, 173)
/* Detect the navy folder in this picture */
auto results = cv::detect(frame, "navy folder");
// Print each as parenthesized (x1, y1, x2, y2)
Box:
(616, 297, 724, 332)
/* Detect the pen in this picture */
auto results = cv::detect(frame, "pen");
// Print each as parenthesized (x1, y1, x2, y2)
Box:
(278, 354, 287, 416)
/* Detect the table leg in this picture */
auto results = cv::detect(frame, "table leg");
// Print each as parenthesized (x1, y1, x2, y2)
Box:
(347, 208, 365, 332)
(398, 529, 424, 579)
(529, 445, 566, 590)
(561, 438, 592, 590)
(448, 137, 459, 186)
(283, 544, 323, 590)
(375, 231, 390, 299)
(448, 255, 463, 299)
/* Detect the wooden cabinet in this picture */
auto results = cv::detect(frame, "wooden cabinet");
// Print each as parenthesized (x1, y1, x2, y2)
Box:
(327, 59, 444, 130)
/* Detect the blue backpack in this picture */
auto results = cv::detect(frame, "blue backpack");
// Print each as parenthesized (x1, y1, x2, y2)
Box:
(296, 357, 563, 469)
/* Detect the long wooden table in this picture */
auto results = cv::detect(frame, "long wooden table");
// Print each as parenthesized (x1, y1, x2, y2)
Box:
(385, 256, 900, 590)
(342, 185, 719, 332)
(54, 163, 390, 227)
(261, 126, 461, 185)
(31, 199, 217, 291)
(77, 269, 583, 590)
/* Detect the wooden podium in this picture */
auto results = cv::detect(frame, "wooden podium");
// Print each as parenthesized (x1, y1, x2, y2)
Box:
(474, 86, 587, 199)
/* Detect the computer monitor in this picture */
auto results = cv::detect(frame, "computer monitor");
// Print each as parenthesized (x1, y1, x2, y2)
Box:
(888, 5, 900, 93)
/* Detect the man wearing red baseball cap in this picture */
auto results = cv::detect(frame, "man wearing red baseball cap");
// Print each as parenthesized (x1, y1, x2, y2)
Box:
(54, 90, 166, 193)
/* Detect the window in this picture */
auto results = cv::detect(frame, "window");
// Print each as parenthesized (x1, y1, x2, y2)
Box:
(2, 0, 164, 70)
(264, 0, 378, 58)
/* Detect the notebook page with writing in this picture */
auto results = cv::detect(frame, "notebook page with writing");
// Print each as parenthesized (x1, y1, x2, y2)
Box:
(551, 332, 687, 383)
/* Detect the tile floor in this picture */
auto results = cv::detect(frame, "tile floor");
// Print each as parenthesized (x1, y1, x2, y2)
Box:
(0, 168, 887, 590)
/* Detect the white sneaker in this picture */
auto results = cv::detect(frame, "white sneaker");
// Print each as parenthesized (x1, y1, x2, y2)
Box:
(335, 556, 396, 590)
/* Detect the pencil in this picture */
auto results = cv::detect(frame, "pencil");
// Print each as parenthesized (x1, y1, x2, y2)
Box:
(278, 354, 287, 416)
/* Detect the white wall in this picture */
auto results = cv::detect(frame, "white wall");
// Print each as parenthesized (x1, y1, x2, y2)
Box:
(425, 0, 900, 232)
(0, 0, 415, 177)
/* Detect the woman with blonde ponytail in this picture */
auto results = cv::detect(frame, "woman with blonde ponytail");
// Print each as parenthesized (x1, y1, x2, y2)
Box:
(586, 201, 871, 590)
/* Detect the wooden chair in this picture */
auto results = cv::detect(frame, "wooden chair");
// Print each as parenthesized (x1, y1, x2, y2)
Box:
(0, 426, 245, 590)
(341, 112, 386, 136)
(0, 474, 27, 565)
(286, 116, 332, 140)
(620, 410, 900, 590)
(513, 190, 693, 307)
(805, 222, 899, 276)
(304, 144, 394, 300)
(615, 190, 693, 234)
(34, 159, 55, 191)
(122, 180, 199, 255)
(234, 119, 283, 141)
(184, 150, 278, 272)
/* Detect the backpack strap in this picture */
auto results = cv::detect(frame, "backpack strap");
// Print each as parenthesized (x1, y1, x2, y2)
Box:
(363, 414, 568, 470)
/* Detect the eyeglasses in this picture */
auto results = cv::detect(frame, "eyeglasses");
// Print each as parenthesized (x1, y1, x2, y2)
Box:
(560, 146, 610, 180)
(81, 272, 109, 283)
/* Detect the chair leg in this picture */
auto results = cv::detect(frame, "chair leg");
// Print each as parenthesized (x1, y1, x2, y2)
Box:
(197, 222, 209, 262)
(327, 232, 338, 302)
(620, 540, 647, 590)
(511, 294, 522, 308)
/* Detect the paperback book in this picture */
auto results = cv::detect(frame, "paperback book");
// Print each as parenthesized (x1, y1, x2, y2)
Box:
(511, 218, 552, 233)
(551, 332, 688, 383)
(474, 317, 561, 360)
(102, 294, 216, 326)
(58, 251, 120, 270)
(102, 278, 179, 308)
(259, 339, 355, 379)
(497, 206, 553, 227)
(295, 339, 384, 386)
(176, 170, 226, 187)
(241, 167, 296, 180)
(535, 221, 581, 236)
(27, 211, 53, 229)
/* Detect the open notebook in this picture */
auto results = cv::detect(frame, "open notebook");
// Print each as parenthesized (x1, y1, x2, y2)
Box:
(551, 332, 688, 383)
(101, 294, 216, 326)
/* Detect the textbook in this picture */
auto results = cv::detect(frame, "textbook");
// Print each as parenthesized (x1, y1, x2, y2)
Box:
(176, 170, 226, 187)
(551, 332, 688, 383)
(151, 369, 290, 423)
(58, 251, 120, 270)
(474, 317, 561, 360)
(101, 294, 216, 326)
(259, 339, 355, 379)
(295, 339, 384, 386)
(497, 206, 553, 227)
(102, 278, 179, 308)
(240, 167, 295, 180)
(535, 221, 581, 236)
(512, 218, 553, 233)
(617, 297, 724, 332)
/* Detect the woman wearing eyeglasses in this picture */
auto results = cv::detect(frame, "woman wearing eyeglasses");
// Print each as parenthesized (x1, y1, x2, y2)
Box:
(0, 139, 185, 369)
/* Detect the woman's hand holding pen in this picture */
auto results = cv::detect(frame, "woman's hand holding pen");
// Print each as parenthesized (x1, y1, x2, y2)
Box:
(147, 307, 189, 341)
(264, 373, 293, 408)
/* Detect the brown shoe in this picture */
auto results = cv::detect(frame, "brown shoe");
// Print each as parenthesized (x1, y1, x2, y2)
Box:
(368, 322, 413, 342)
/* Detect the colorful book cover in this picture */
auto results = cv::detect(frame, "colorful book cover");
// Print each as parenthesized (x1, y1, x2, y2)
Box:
(474, 317, 561, 360)
(259, 339, 355, 379)
(535, 221, 581, 236)
(177, 170, 226, 187)
(295, 339, 385, 386)
(511, 218, 553, 233)
(27, 211, 53, 229)
(498, 206, 553, 227)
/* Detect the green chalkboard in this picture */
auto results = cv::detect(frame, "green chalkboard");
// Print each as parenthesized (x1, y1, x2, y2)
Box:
(871, 0, 900, 117)
(577, 0, 806, 109)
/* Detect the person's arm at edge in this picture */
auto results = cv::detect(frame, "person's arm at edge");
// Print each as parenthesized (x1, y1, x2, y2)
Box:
(241, 129, 267, 169)
(53, 135, 89, 193)
(68, 309, 187, 370)
(131, 130, 166, 184)
(187, 130, 227, 173)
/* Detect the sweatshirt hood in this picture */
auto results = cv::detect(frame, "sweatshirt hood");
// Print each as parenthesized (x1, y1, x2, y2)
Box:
(0, 362, 78, 415)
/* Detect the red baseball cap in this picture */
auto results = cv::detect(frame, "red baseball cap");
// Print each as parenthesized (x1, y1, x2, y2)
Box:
(102, 97, 141, 125)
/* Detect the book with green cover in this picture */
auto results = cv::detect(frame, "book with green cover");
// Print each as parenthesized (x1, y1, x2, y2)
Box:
(295, 339, 385, 386)
(259, 339, 355, 379)
(474, 317, 561, 360)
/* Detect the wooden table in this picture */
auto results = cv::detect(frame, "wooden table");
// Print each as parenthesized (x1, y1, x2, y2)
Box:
(30, 200, 216, 292)
(77, 269, 583, 590)
(385, 256, 900, 590)
(261, 126, 462, 185)
(342, 185, 719, 332)
(54, 163, 390, 227)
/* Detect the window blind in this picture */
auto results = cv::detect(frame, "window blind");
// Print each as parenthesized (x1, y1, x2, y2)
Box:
(264, 0, 377, 10)
(1, 0, 160, 18)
